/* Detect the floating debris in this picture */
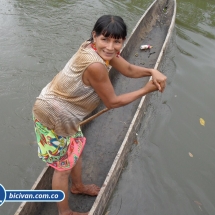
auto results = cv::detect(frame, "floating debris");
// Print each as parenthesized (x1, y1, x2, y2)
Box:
(140, 44, 153, 50)
(194, 200, 203, 211)
(163, 6, 168, 13)
(189, 152, 193, 158)
(148, 51, 156, 58)
(199, 118, 205, 126)
(194, 200, 202, 206)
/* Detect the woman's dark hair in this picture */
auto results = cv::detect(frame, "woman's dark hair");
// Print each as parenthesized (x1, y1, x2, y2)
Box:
(89, 15, 127, 42)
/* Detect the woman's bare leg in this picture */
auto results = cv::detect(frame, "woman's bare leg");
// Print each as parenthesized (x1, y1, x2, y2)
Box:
(52, 169, 88, 215)
(52, 169, 72, 215)
(70, 156, 100, 196)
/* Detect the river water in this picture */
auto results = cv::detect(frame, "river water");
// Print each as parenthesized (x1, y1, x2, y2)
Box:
(0, 0, 215, 214)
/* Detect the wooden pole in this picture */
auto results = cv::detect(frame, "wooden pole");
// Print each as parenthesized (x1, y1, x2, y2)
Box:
(79, 108, 109, 126)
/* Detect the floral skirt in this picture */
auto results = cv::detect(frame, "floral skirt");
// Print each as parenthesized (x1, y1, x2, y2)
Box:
(33, 117, 86, 171)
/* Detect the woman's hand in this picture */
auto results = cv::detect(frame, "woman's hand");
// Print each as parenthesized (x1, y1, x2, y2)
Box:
(150, 69, 167, 92)
(143, 80, 159, 94)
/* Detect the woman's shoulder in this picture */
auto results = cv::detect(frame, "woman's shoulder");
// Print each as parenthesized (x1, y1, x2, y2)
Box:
(78, 41, 104, 63)
(65, 41, 106, 73)
(81, 40, 91, 48)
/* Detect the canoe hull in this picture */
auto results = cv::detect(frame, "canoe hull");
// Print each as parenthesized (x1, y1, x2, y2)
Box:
(90, 1, 176, 214)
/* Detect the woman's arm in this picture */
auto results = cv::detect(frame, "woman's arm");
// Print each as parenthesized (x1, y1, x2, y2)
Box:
(110, 55, 152, 78)
(83, 62, 158, 109)
(110, 55, 167, 92)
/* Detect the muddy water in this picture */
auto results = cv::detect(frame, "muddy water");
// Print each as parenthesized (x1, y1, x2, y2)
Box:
(0, 0, 215, 214)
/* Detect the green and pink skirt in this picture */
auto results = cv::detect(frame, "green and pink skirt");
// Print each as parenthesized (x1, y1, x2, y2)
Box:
(33, 117, 86, 171)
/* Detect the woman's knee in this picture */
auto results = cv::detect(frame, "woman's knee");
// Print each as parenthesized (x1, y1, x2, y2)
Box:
(54, 169, 71, 178)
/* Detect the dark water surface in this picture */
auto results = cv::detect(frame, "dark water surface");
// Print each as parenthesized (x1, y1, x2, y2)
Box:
(0, 0, 214, 214)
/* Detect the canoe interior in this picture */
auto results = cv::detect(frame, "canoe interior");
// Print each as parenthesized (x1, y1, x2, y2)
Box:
(15, 0, 175, 214)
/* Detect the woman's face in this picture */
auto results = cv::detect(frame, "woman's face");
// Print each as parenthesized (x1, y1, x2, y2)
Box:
(93, 32, 124, 61)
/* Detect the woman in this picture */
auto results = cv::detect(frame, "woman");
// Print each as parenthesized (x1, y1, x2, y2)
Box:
(33, 15, 166, 215)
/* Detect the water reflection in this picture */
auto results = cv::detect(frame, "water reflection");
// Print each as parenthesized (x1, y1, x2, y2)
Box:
(177, 0, 215, 39)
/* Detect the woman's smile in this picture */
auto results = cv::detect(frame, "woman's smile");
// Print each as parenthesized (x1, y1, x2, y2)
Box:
(93, 33, 124, 61)
(103, 50, 115, 57)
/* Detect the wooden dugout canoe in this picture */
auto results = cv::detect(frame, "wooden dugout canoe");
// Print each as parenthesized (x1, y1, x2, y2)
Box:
(15, 0, 176, 214)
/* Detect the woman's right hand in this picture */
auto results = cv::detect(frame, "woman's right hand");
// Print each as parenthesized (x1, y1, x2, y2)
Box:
(143, 80, 159, 94)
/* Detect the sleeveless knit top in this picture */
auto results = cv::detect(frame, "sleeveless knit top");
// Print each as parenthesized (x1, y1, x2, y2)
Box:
(33, 41, 109, 136)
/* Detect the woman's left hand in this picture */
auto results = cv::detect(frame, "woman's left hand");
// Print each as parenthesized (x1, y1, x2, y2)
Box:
(151, 69, 167, 92)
